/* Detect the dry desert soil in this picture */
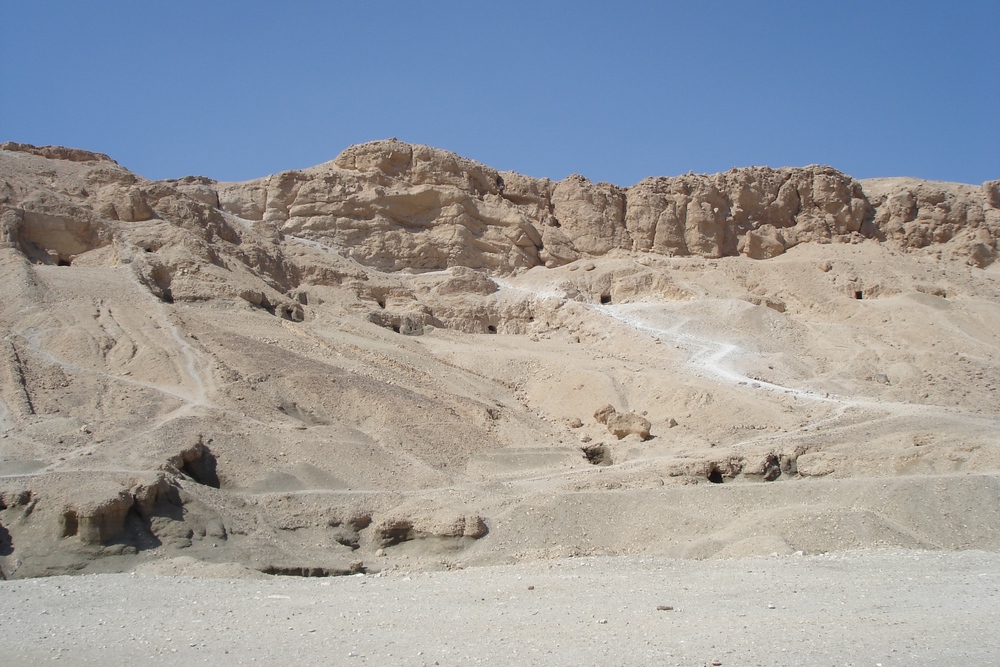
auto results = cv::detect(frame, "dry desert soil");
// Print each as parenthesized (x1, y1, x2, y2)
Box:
(1, 139, 999, 663)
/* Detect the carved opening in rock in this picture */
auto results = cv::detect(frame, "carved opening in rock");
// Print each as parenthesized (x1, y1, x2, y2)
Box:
(149, 264, 173, 303)
(391, 324, 400, 333)
(334, 533, 360, 550)
(57, 258, 71, 267)
(122, 508, 160, 551)
(707, 468, 724, 484)
(854, 290, 863, 300)
(0, 521, 13, 557)
(328, 514, 372, 550)
(180, 445, 220, 488)
(61, 510, 79, 537)
(600, 294, 612, 305)
(376, 297, 386, 309)
(582, 444, 610, 466)
(280, 305, 303, 322)
(17, 211, 107, 266)
(487, 325, 497, 334)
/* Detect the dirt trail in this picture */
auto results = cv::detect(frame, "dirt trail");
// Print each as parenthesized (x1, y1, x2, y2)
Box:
(600, 302, 843, 401)
(494, 280, 872, 455)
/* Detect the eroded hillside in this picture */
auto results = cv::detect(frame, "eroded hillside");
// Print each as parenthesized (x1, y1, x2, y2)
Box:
(1, 140, 999, 578)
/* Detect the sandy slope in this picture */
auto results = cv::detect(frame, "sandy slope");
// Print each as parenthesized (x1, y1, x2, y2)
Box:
(3, 241, 1000, 578)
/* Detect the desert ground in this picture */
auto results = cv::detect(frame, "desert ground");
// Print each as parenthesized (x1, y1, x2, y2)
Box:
(3, 549, 1000, 666)
(0, 139, 998, 662)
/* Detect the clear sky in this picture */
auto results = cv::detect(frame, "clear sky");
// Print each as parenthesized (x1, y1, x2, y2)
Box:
(3, 1, 998, 186)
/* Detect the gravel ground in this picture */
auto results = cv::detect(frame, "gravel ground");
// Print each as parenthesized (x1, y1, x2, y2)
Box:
(2, 549, 999, 666)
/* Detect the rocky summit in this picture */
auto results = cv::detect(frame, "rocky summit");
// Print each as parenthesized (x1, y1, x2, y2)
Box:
(1, 139, 999, 579)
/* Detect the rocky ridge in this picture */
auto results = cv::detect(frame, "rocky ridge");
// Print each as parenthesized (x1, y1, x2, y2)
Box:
(221, 140, 1000, 271)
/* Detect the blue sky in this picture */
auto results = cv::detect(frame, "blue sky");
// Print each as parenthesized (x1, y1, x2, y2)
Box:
(3, 2, 997, 185)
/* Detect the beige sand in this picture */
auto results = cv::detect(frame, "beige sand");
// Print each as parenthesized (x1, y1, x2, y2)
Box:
(2, 549, 999, 666)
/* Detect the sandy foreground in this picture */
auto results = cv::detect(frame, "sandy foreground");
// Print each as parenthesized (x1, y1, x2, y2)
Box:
(2, 549, 999, 666)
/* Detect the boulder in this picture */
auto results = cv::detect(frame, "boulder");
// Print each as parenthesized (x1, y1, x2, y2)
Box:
(593, 404, 651, 440)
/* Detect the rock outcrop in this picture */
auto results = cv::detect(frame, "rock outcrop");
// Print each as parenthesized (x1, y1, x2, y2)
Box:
(370, 506, 489, 548)
(208, 140, 997, 270)
(594, 404, 652, 440)
(863, 177, 999, 267)
(2, 139, 997, 285)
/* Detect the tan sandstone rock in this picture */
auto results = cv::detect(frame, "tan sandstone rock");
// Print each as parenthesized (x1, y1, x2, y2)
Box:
(594, 404, 651, 440)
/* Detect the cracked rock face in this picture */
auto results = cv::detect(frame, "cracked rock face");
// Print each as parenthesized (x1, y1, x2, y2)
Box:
(206, 140, 998, 272)
(3, 139, 995, 279)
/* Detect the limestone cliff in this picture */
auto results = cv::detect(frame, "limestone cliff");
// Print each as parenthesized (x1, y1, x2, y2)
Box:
(209, 139, 998, 270)
(2, 140, 997, 296)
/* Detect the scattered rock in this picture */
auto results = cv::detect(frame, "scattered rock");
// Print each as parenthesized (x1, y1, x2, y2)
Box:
(582, 444, 610, 466)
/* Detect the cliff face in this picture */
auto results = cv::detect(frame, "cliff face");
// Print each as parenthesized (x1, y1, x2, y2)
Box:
(211, 139, 998, 270)
(2, 139, 997, 292)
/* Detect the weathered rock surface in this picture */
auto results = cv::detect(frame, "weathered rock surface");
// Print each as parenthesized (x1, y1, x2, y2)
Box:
(2, 140, 996, 284)
(371, 507, 488, 548)
(594, 404, 652, 440)
(228, 142, 994, 269)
